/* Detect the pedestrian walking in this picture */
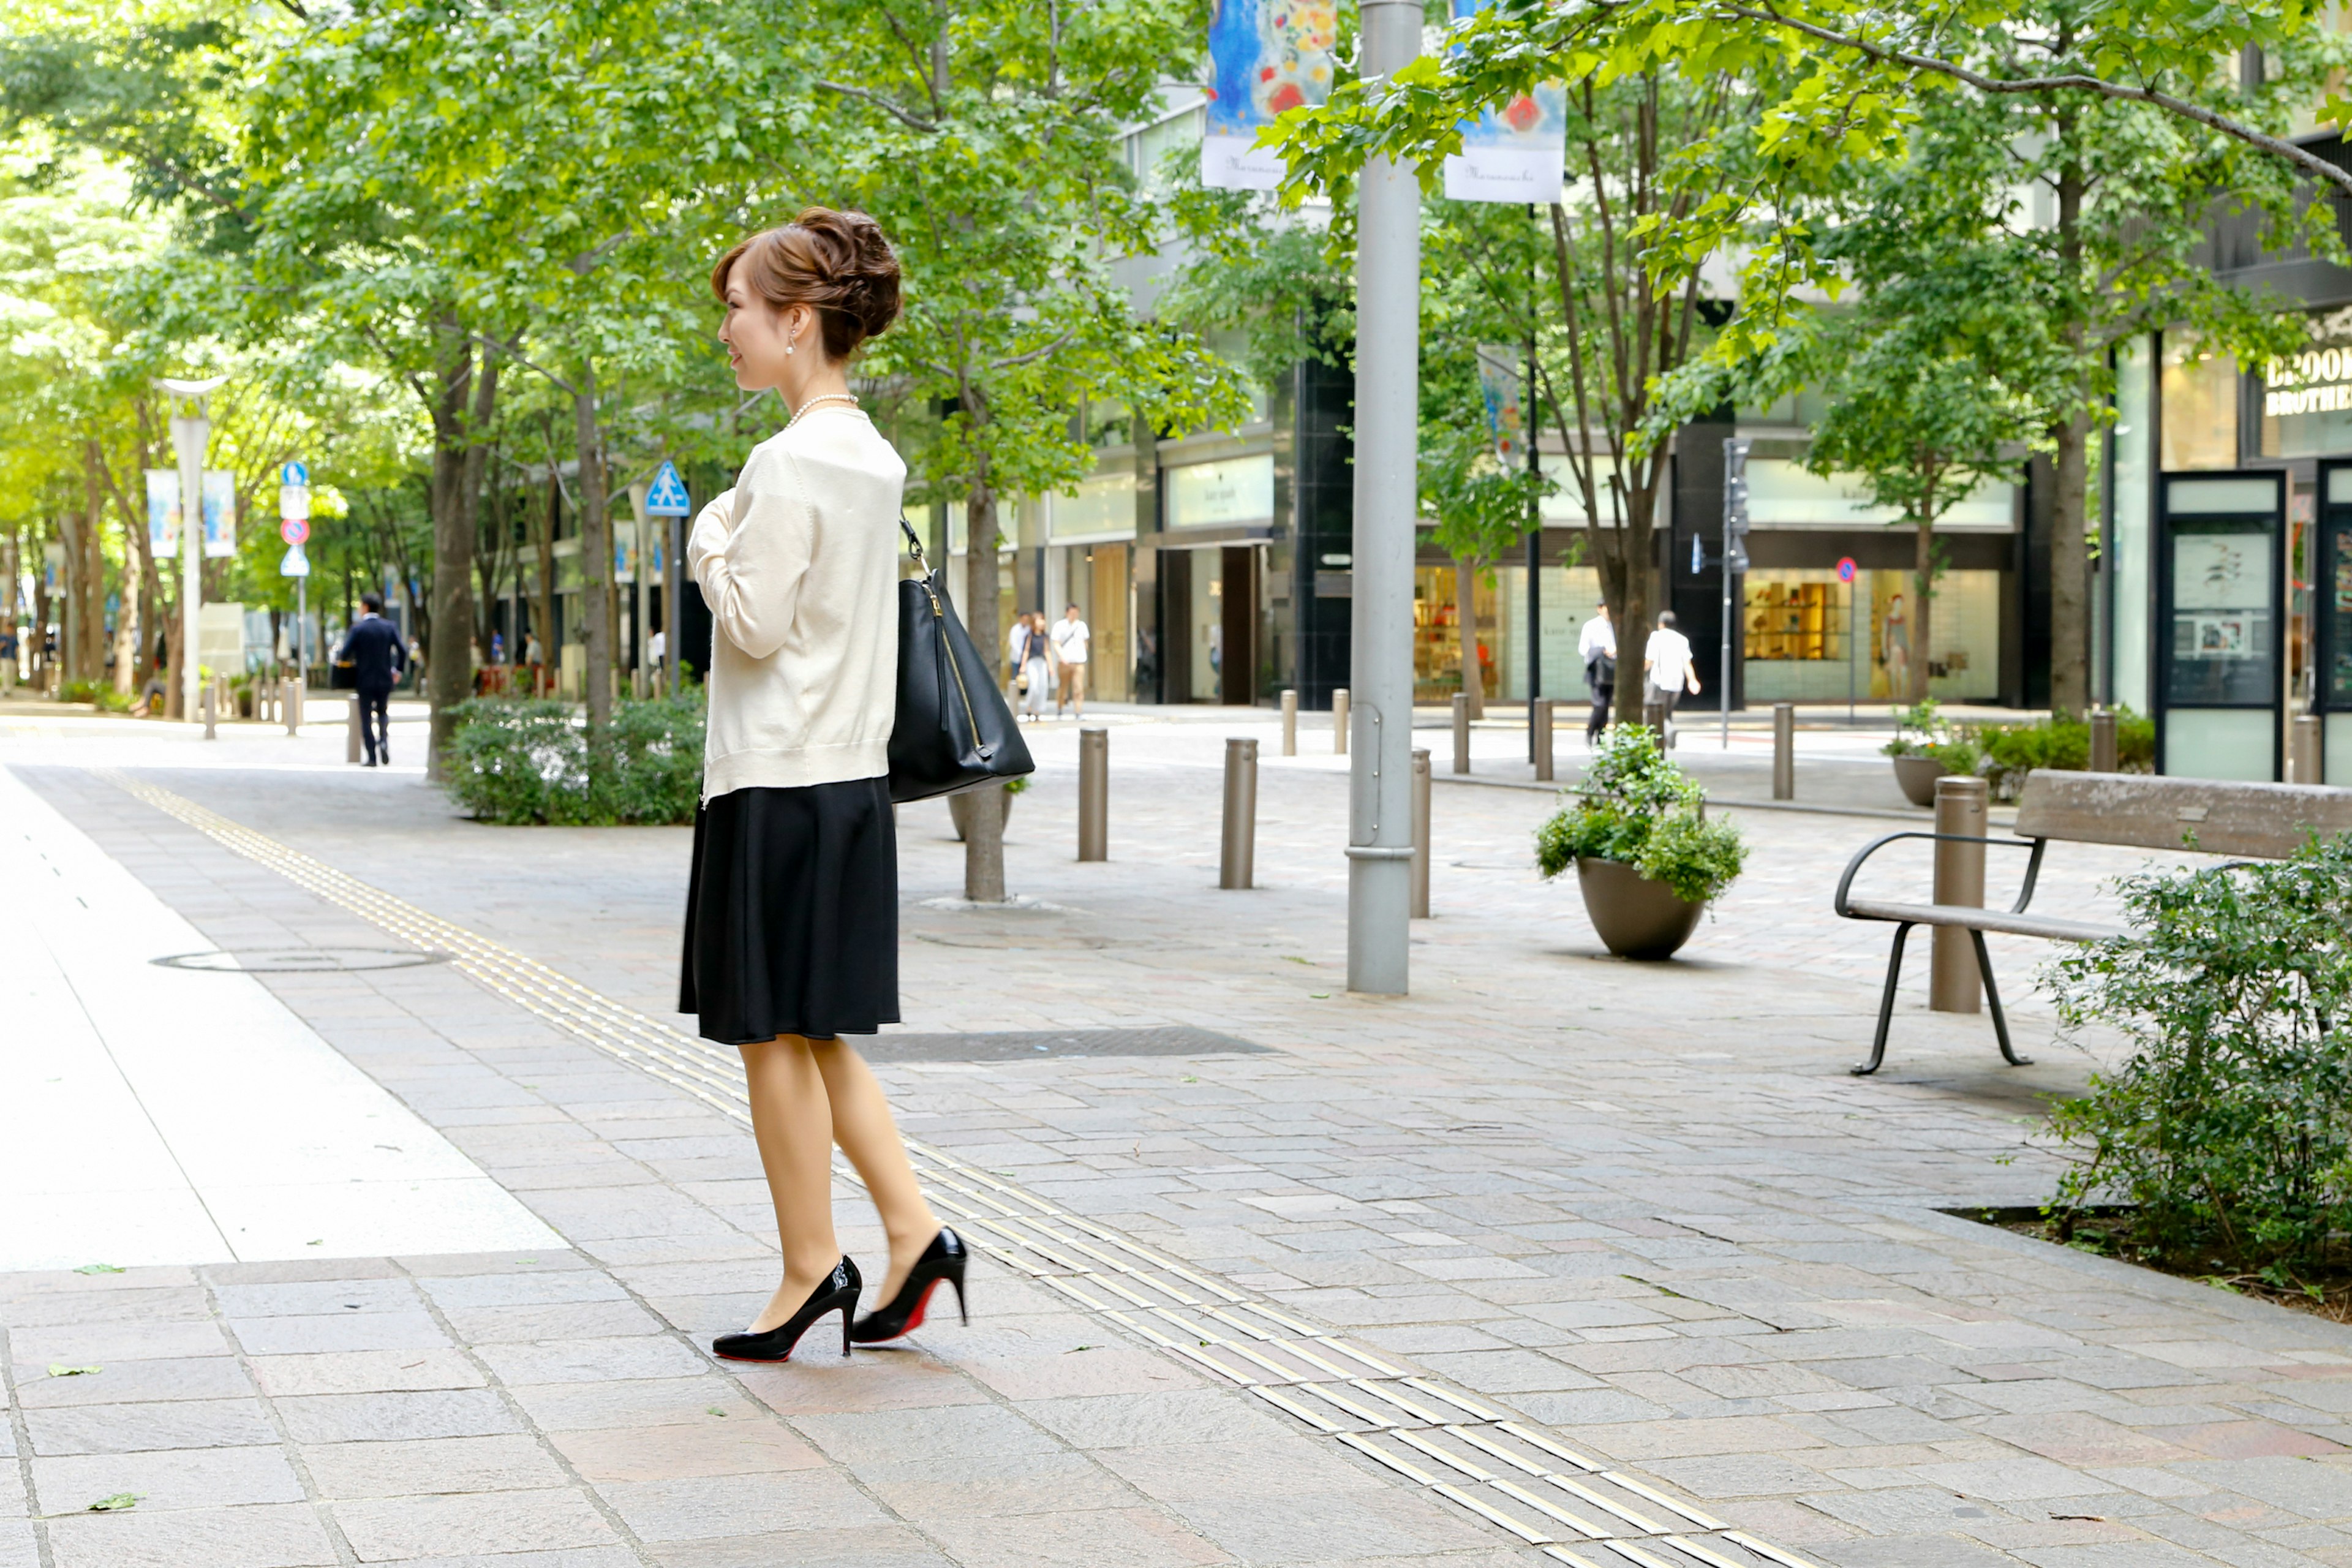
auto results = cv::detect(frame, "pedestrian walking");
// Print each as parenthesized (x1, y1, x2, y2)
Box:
(1577, 601, 1615, 744)
(0, 623, 17, 694)
(334, 591, 407, 765)
(1050, 601, 1088, 718)
(1642, 610, 1701, 745)
(684, 206, 963, 1365)
(1017, 612, 1052, 722)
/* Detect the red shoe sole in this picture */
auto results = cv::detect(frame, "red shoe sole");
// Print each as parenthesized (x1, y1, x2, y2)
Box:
(863, 1279, 940, 1344)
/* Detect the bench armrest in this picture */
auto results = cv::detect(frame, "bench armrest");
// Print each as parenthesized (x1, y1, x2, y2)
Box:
(1833, 831, 2049, 919)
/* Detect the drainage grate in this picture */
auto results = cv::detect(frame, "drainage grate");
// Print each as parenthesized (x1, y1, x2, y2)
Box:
(864, 1027, 1267, 1063)
(154, 948, 448, 973)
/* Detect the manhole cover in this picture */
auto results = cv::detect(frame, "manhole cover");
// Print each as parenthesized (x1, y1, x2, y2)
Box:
(864, 1027, 1267, 1063)
(153, 948, 446, 973)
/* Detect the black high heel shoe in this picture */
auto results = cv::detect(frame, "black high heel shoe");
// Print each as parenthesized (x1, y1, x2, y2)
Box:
(712, 1256, 861, 1363)
(851, 1229, 968, 1343)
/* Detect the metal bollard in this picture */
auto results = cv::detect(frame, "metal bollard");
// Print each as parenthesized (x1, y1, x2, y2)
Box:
(1219, 737, 1257, 889)
(1452, 693, 1470, 774)
(2089, 707, 2117, 774)
(347, 697, 364, 763)
(1930, 775, 1988, 1013)
(1772, 703, 1795, 800)
(1331, 688, 1349, 755)
(1281, 688, 1297, 756)
(200, 683, 217, 740)
(1410, 747, 1431, 918)
(1077, 726, 1109, 861)
(1532, 700, 1555, 783)
(284, 680, 300, 736)
(2292, 713, 2322, 785)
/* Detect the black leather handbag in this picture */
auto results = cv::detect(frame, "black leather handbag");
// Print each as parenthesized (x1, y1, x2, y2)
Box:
(888, 519, 1033, 803)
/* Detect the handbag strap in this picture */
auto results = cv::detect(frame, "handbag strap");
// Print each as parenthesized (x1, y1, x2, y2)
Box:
(899, 517, 930, 575)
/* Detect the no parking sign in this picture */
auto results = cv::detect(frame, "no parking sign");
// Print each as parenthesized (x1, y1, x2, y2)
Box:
(1836, 557, 1857, 583)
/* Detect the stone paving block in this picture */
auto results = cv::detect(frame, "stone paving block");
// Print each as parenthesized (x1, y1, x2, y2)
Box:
(505, 1377, 762, 1432)
(356, 1550, 643, 1568)
(2174, 1458, 2352, 1521)
(795, 1400, 1061, 1469)
(331, 1487, 620, 1561)
(230, 1310, 453, 1356)
(42, 1501, 340, 1568)
(10, 1355, 253, 1408)
(1014, 1389, 1297, 1452)
(2150, 1422, 2349, 1460)
(24, 1397, 279, 1455)
(1151, 1486, 1485, 1564)
(476, 1335, 705, 1385)
(0, 1521, 32, 1568)
(596, 1469, 886, 1542)
(439, 1300, 663, 1344)
(734, 1357, 995, 1417)
(644, 1525, 956, 1568)
(301, 1434, 573, 1499)
(0, 1285, 214, 1329)
(916, 1504, 1233, 1568)
(12, 1319, 229, 1364)
(212, 1279, 422, 1317)
(548, 1415, 823, 1482)
(249, 1349, 488, 1396)
(276, 1388, 524, 1444)
(31, 1444, 305, 1513)
(417, 1270, 627, 1310)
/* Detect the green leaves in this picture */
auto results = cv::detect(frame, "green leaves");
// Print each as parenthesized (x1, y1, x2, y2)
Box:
(1534, 726, 1746, 902)
(2045, 835, 2352, 1275)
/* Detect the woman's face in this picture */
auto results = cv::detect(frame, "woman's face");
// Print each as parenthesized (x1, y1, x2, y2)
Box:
(717, 275, 807, 391)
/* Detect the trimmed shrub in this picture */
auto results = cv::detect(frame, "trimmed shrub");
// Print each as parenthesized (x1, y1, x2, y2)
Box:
(2045, 835, 2352, 1283)
(442, 689, 704, 826)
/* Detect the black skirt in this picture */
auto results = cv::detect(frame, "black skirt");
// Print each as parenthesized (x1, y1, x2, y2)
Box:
(679, 776, 900, 1046)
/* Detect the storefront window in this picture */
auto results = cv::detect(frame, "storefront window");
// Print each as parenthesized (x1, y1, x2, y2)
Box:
(1413, 565, 1497, 703)
(1494, 564, 1600, 701)
(2160, 332, 2240, 470)
(1743, 568, 2001, 703)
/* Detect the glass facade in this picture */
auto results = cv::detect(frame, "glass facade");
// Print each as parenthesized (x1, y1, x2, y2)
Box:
(2111, 336, 2155, 712)
(2160, 333, 2241, 470)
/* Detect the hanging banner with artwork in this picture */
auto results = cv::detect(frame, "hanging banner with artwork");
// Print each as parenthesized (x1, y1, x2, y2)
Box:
(145, 470, 238, 557)
(1201, 0, 1338, 192)
(1441, 0, 1566, 204)
(1474, 344, 1527, 462)
(146, 469, 179, 558)
(202, 470, 235, 558)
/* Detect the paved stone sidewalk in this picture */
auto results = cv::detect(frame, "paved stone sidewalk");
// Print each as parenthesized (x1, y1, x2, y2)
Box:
(7, 722, 2350, 1567)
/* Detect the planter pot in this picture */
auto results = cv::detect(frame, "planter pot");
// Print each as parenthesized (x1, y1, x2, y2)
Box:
(1891, 753, 1947, 808)
(948, 788, 1015, 842)
(1575, 856, 1706, 960)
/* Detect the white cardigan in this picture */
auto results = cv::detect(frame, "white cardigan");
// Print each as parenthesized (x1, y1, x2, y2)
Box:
(687, 407, 906, 801)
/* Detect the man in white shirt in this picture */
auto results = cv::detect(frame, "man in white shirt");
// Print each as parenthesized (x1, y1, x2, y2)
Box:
(1642, 610, 1700, 745)
(1577, 602, 1615, 744)
(1049, 602, 1090, 718)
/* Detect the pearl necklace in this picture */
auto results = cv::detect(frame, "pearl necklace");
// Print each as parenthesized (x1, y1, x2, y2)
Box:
(788, 392, 861, 428)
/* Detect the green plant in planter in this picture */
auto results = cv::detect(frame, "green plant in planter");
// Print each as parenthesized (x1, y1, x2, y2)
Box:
(441, 688, 706, 826)
(1881, 698, 1946, 758)
(1534, 726, 1747, 902)
(2043, 834, 2352, 1278)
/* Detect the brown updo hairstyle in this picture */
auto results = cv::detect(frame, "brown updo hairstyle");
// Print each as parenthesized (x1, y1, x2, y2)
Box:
(710, 206, 902, 361)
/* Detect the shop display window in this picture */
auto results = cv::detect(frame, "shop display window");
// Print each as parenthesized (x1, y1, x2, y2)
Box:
(1412, 565, 1498, 703)
(2161, 333, 2241, 470)
(1743, 567, 2000, 702)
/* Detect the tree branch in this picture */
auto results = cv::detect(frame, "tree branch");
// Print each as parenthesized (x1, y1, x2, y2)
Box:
(1732, 3, 2352, 200)
(815, 79, 938, 132)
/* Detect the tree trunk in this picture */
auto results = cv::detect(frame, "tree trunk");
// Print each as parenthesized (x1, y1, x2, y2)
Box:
(425, 323, 476, 774)
(2049, 148, 2092, 719)
(1604, 489, 1659, 728)
(1912, 515, 1934, 704)
(573, 362, 612, 734)
(458, 357, 501, 671)
(2049, 406, 2093, 717)
(1453, 556, 1483, 719)
(113, 527, 141, 696)
(962, 474, 1007, 903)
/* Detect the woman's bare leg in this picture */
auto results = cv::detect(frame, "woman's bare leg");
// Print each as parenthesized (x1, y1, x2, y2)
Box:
(739, 1035, 842, 1331)
(810, 1039, 940, 1299)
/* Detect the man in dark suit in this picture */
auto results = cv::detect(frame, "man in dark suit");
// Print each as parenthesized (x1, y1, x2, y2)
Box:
(337, 592, 408, 766)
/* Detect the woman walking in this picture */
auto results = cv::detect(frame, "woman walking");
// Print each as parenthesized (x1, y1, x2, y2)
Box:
(682, 207, 966, 1363)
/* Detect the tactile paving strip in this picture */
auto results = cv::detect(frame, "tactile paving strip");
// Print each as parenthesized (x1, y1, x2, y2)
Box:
(101, 769, 1823, 1568)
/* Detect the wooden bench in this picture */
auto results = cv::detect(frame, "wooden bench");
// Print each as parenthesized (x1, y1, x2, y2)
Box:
(1833, 771, 2352, 1076)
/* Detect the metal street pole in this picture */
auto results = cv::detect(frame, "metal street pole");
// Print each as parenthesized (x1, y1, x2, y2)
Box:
(1346, 0, 1422, 997)
(162, 376, 225, 724)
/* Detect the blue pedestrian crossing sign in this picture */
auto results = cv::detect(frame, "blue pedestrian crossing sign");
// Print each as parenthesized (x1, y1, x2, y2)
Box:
(644, 461, 691, 516)
(280, 460, 308, 487)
